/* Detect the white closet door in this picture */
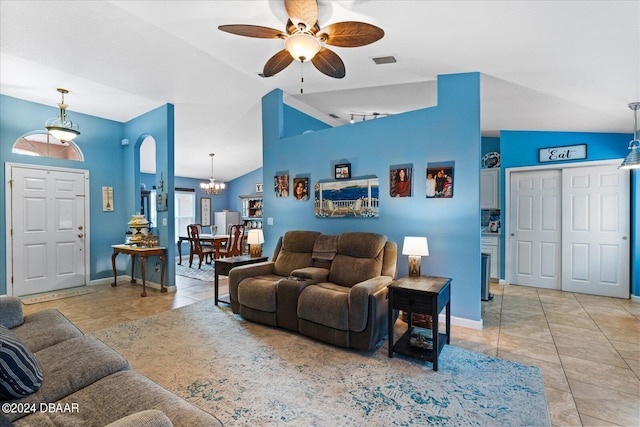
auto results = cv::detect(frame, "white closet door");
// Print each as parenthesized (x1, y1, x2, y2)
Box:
(562, 165, 630, 298)
(509, 170, 562, 289)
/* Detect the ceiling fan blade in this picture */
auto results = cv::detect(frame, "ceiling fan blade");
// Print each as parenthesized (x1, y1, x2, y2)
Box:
(317, 22, 384, 47)
(311, 47, 345, 79)
(218, 24, 286, 39)
(263, 49, 294, 77)
(284, 0, 318, 30)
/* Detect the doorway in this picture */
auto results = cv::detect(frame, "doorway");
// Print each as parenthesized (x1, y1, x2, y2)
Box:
(506, 160, 630, 298)
(5, 163, 89, 296)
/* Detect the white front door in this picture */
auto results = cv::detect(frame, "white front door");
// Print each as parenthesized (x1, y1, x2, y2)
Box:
(562, 165, 630, 298)
(7, 165, 88, 296)
(509, 169, 562, 289)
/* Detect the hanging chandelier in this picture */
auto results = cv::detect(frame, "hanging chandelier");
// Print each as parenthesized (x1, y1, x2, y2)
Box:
(45, 88, 80, 143)
(200, 153, 226, 195)
(619, 102, 640, 169)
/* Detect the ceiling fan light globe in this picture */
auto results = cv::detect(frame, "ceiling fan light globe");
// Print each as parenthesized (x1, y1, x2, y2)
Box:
(285, 33, 321, 62)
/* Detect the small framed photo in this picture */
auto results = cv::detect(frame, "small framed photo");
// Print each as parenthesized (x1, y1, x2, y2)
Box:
(156, 193, 168, 211)
(274, 174, 289, 197)
(426, 161, 454, 199)
(335, 163, 351, 179)
(293, 177, 309, 200)
(390, 165, 412, 197)
(256, 183, 263, 193)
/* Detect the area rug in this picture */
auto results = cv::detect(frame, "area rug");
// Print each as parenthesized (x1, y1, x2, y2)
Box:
(175, 261, 214, 281)
(92, 300, 550, 426)
(20, 286, 98, 305)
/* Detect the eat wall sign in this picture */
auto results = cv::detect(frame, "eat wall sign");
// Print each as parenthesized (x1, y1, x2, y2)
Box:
(538, 144, 587, 163)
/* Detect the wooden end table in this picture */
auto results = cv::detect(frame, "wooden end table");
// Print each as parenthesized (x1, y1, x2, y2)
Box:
(111, 245, 166, 297)
(214, 255, 268, 305)
(388, 275, 451, 371)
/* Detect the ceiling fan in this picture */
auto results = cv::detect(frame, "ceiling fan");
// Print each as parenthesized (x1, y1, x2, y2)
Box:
(218, 0, 384, 79)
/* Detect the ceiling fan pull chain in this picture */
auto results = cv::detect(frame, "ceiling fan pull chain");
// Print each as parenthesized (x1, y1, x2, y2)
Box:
(300, 61, 304, 94)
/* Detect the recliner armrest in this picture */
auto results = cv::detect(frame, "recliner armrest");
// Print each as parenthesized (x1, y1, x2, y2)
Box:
(290, 267, 329, 282)
(348, 276, 393, 332)
(0, 296, 24, 328)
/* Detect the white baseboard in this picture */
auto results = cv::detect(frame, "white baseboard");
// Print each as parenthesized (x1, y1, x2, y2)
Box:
(438, 313, 483, 330)
(631, 294, 640, 303)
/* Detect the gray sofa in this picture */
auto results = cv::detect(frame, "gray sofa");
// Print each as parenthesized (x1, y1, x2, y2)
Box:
(0, 296, 222, 427)
(229, 230, 397, 351)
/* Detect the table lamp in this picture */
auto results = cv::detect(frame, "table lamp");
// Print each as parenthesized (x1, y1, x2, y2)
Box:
(247, 229, 265, 257)
(402, 236, 429, 277)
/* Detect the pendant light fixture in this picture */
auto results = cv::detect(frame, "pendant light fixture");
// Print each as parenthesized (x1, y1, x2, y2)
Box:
(619, 102, 640, 169)
(45, 88, 80, 143)
(200, 153, 226, 195)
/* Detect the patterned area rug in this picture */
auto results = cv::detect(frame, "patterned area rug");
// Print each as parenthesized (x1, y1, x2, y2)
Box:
(175, 261, 214, 281)
(20, 286, 98, 305)
(93, 300, 550, 426)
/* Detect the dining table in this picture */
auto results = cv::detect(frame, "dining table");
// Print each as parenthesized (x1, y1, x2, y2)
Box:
(177, 234, 229, 265)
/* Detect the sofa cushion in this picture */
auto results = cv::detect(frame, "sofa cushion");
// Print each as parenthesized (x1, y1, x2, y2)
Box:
(328, 233, 387, 287)
(14, 371, 223, 427)
(0, 326, 43, 399)
(297, 283, 350, 330)
(0, 296, 24, 328)
(5, 335, 130, 422)
(10, 309, 83, 353)
(238, 275, 281, 312)
(273, 231, 321, 277)
(104, 409, 173, 427)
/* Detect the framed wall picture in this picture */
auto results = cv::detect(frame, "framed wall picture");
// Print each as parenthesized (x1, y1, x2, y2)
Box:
(390, 165, 412, 197)
(102, 186, 114, 211)
(315, 177, 379, 218)
(426, 161, 455, 198)
(293, 177, 309, 200)
(200, 197, 211, 226)
(335, 163, 351, 179)
(256, 183, 263, 193)
(156, 193, 168, 211)
(274, 173, 289, 197)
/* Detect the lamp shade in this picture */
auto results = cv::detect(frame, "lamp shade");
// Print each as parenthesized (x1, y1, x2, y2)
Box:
(247, 229, 264, 245)
(402, 236, 429, 256)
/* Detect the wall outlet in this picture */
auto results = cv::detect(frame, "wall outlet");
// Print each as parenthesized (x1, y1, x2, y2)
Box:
(162, 218, 167, 226)
(267, 217, 273, 225)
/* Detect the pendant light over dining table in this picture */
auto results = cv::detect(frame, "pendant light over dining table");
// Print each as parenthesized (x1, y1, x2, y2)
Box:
(200, 153, 226, 195)
(45, 88, 80, 143)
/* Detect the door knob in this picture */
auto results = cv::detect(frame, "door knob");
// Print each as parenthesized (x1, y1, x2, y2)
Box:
(78, 225, 83, 230)
(622, 236, 628, 240)
(78, 234, 84, 238)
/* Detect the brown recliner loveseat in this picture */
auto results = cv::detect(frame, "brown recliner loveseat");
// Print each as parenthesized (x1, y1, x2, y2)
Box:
(228, 230, 397, 351)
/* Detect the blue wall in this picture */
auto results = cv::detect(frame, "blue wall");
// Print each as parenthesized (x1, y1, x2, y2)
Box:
(500, 130, 638, 297)
(261, 73, 483, 324)
(1, 95, 175, 294)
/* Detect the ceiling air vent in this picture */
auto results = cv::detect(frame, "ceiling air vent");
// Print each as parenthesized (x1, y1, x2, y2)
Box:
(371, 55, 397, 65)
(328, 113, 340, 119)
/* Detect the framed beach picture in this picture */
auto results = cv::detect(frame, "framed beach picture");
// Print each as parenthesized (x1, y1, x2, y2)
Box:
(314, 177, 379, 218)
(426, 162, 454, 198)
(390, 165, 412, 197)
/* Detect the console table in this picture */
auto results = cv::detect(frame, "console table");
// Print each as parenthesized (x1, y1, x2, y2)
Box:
(111, 245, 166, 297)
(388, 275, 451, 371)
(214, 255, 268, 305)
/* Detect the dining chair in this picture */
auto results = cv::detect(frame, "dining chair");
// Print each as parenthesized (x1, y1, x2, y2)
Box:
(187, 224, 215, 268)
(218, 224, 245, 258)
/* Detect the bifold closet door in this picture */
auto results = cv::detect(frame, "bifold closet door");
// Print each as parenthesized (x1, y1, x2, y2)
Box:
(562, 164, 630, 298)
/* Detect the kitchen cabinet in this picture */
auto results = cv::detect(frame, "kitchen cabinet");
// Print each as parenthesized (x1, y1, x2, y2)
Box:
(480, 169, 500, 209)
(481, 235, 500, 281)
(240, 194, 263, 229)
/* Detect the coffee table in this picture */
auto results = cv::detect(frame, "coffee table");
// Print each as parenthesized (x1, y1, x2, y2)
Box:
(214, 255, 268, 305)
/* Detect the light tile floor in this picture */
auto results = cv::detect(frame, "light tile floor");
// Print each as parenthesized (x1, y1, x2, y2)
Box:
(22, 278, 640, 426)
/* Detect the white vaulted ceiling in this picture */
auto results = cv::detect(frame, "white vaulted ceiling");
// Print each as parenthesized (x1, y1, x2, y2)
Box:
(1, 1, 638, 181)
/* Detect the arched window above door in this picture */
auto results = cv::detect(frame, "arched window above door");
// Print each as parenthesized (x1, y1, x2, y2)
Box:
(12, 131, 84, 161)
